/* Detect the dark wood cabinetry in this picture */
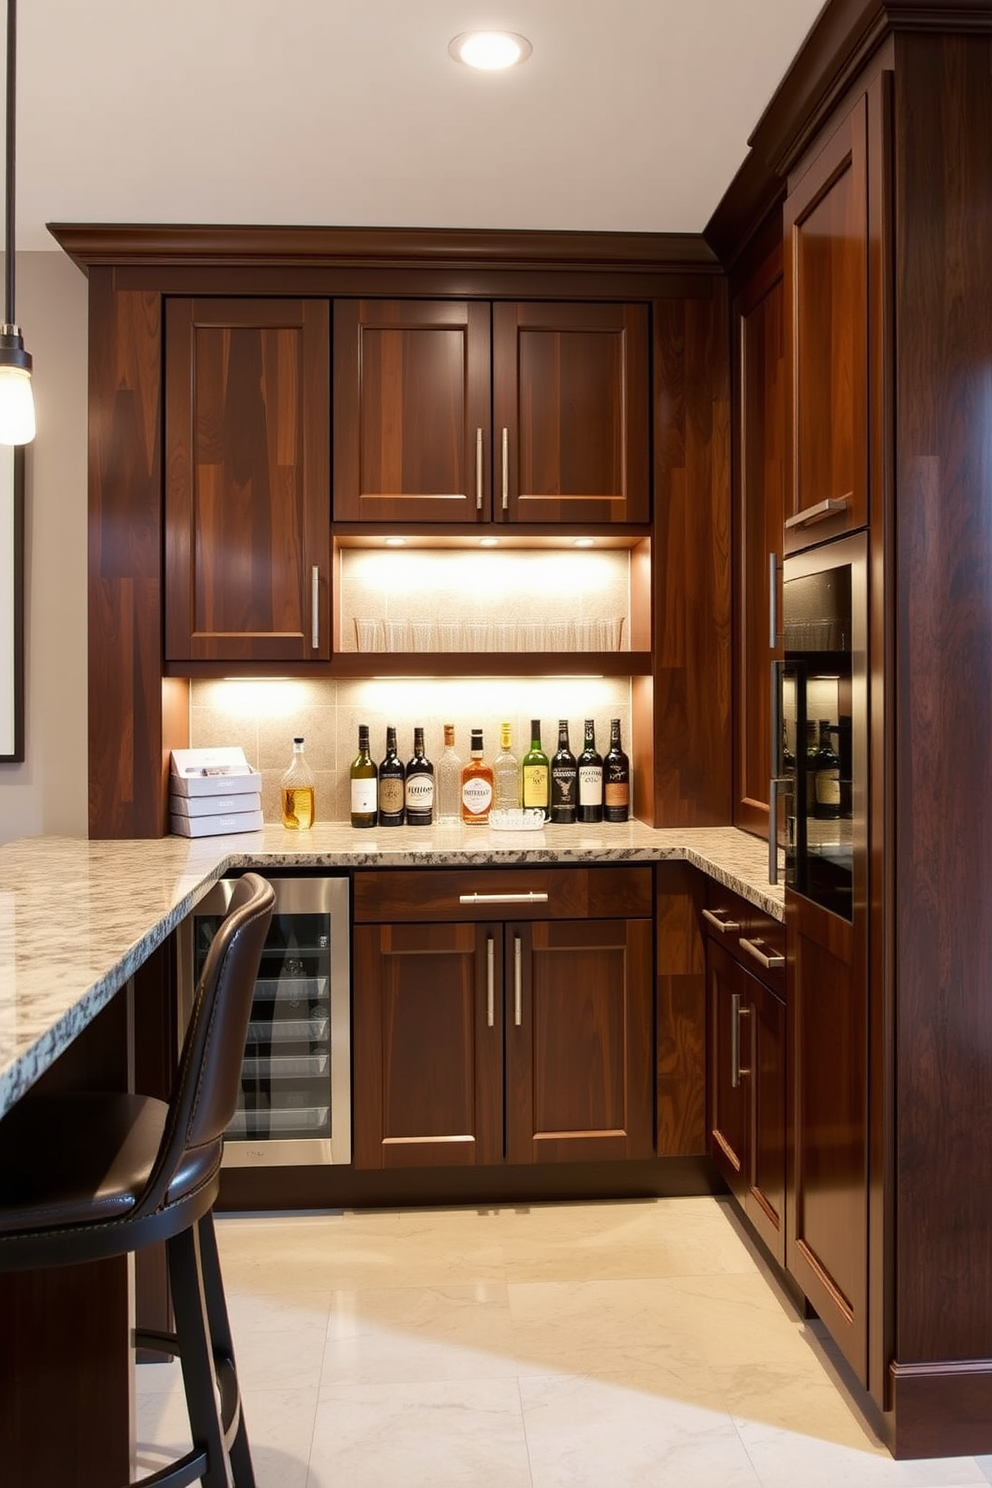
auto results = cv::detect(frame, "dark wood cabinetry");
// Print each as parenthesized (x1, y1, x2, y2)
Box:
(164, 298, 331, 662)
(352, 867, 654, 1170)
(704, 888, 787, 1265)
(333, 298, 650, 526)
(783, 93, 869, 553)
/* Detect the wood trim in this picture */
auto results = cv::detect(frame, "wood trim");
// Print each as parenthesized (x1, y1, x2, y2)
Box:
(888, 1360, 992, 1459)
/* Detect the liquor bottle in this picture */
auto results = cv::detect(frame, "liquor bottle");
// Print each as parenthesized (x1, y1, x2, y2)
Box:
(377, 724, 405, 827)
(521, 719, 550, 820)
(349, 725, 377, 828)
(493, 722, 520, 811)
(436, 724, 463, 825)
(577, 719, 603, 824)
(405, 726, 435, 826)
(603, 718, 630, 823)
(550, 719, 578, 825)
(813, 720, 841, 820)
(281, 736, 315, 830)
(460, 728, 495, 824)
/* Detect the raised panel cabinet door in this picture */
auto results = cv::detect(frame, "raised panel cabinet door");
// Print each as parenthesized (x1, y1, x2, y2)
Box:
(783, 94, 869, 552)
(708, 939, 749, 1205)
(333, 299, 492, 524)
(788, 908, 867, 1383)
(504, 917, 654, 1165)
(735, 247, 786, 833)
(492, 302, 650, 525)
(352, 922, 503, 1169)
(164, 298, 331, 661)
(746, 974, 787, 1266)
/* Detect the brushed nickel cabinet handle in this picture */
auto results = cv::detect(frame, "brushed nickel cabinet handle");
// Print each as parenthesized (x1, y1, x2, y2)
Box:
(739, 936, 785, 970)
(768, 778, 791, 885)
(702, 908, 740, 934)
(476, 427, 483, 511)
(514, 935, 522, 1026)
(458, 891, 549, 905)
(784, 495, 851, 530)
(486, 936, 495, 1028)
(731, 991, 742, 1089)
(501, 427, 509, 511)
(311, 566, 320, 649)
(769, 551, 780, 649)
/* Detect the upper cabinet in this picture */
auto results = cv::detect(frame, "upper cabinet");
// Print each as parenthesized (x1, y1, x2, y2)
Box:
(333, 298, 650, 526)
(783, 94, 869, 553)
(165, 297, 331, 663)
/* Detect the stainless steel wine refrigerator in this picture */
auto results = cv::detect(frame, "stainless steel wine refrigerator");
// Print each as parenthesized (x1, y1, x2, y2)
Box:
(179, 874, 351, 1166)
(770, 530, 868, 921)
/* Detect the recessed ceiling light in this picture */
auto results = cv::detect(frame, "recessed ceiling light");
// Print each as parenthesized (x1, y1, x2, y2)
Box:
(448, 31, 533, 71)
(479, 537, 500, 547)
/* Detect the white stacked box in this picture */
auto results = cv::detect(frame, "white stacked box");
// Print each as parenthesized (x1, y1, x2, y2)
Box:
(169, 747, 264, 838)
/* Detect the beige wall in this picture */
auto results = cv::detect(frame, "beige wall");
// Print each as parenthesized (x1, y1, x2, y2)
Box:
(0, 251, 89, 845)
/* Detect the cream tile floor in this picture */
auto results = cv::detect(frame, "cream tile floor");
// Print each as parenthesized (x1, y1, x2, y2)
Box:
(135, 1196, 992, 1488)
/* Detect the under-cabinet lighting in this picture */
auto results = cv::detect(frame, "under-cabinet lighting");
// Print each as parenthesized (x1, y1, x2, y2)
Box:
(448, 30, 532, 70)
(479, 537, 499, 547)
(384, 537, 406, 547)
(573, 538, 595, 548)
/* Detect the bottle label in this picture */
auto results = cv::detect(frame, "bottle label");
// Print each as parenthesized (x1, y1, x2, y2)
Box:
(522, 765, 548, 808)
(405, 774, 435, 812)
(379, 778, 404, 815)
(351, 779, 377, 813)
(579, 765, 603, 805)
(604, 780, 629, 808)
(551, 767, 577, 803)
(815, 770, 841, 806)
(462, 777, 493, 813)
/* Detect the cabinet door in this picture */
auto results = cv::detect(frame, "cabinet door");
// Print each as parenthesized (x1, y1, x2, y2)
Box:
(747, 974, 787, 1265)
(788, 903, 867, 1382)
(493, 302, 650, 525)
(783, 94, 868, 551)
(165, 298, 331, 661)
(734, 247, 786, 832)
(504, 917, 653, 1164)
(333, 299, 492, 524)
(708, 939, 749, 1205)
(352, 922, 503, 1168)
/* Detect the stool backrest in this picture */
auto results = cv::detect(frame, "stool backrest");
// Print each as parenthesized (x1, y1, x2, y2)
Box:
(135, 872, 275, 1217)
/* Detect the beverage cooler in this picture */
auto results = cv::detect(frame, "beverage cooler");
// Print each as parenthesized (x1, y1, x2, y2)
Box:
(179, 875, 351, 1166)
(771, 531, 868, 918)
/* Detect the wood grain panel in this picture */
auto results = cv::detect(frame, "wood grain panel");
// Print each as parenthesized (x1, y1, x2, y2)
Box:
(87, 273, 166, 838)
(655, 863, 706, 1156)
(652, 287, 733, 825)
(352, 866, 653, 924)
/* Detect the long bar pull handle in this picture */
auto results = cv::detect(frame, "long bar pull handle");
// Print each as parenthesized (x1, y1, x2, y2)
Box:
(769, 658, 786, 885)
(514, 936, 522, 1027)
(768, 779, 791, 885)
(476, 428, 484, 511)
(311, 566, 320, 650)
(458, 891, 550, 905)
(731, 992, 742, 1089)
(702, 908, 741, 934)
(784, 495, 851, 530)
(486, 936, 495, 1028)
(769, 551, 780, 649)
(501, 428, 509, 511)
(739, 936, 785, 971)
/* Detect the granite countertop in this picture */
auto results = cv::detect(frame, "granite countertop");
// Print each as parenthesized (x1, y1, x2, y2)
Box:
(0, 822, 783, 1120)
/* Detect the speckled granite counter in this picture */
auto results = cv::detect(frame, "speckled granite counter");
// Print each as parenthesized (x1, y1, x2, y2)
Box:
(0, 823, 782, 1120)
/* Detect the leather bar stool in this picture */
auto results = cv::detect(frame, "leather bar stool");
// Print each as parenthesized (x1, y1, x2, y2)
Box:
(0, 871, 275, 1488)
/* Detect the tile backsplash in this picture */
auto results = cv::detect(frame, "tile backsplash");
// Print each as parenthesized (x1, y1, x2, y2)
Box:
(189, 677, 633, 826)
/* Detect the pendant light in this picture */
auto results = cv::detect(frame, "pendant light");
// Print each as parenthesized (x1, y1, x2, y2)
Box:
(0, 0, 34, 445)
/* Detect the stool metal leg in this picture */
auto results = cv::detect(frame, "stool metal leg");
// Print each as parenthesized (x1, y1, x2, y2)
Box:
(167, 1224, 232, 1488)
(197, 1212, 255, 1488)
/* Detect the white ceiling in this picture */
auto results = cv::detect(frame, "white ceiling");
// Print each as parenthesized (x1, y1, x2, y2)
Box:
(13, 0, 826, 252)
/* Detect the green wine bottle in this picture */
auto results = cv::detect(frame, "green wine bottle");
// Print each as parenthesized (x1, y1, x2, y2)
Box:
(521, 719, 549, 820)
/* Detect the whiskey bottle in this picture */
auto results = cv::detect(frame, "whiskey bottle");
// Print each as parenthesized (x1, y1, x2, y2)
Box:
(377, 725, 405, 827)
(436, 723, 462, 825)
(493, 722, 520, 811)
(404, 726, 434, 826)
(550, 719, 578, 825)
(521, 719, 550, 820)
(813, 720, 841, 820)
(349, 725, 377, 829)
(460, 728, 495, 824)
(577, 719, 603, 824)
(281, 736, 315, 830)
(603, 718, 630, 823)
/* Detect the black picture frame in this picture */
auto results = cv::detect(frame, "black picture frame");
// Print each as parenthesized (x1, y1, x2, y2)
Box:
(0, 446, 24, 763)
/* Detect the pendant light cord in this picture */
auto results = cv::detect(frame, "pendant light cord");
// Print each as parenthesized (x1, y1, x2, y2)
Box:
(5, 0, 16, 328)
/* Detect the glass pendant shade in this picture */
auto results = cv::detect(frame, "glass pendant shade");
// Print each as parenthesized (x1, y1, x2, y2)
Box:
(0, 338, 35, 444)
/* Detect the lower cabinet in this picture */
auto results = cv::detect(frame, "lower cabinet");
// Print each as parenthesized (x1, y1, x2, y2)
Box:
(352, 867, 654, 1170)
(705, 891, 787, 1265)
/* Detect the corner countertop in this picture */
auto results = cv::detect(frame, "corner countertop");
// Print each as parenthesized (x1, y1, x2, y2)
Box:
(0, 822, 783, 1121)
